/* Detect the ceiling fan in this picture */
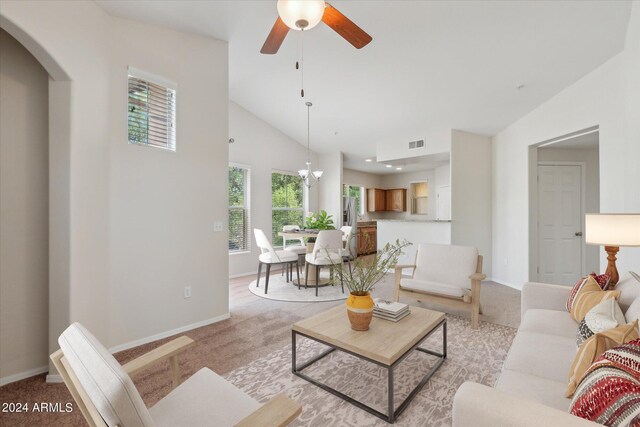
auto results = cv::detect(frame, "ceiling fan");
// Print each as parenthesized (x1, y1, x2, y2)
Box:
(261, 0, 372, 54)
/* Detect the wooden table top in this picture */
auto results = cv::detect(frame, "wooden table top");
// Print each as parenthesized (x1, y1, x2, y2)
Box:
(278, 230, 320, 238)
(292, 305, 445, 366)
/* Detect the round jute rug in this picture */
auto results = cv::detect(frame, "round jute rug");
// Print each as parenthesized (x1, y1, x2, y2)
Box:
(248, 274, 348, 302)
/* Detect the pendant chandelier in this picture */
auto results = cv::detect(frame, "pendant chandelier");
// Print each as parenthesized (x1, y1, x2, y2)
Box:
(298, 101, 323, 188)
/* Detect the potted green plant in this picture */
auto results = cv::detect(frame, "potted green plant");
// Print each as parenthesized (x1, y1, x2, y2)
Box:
(304, 210, 335, 243)
(331, 239, 411, 331)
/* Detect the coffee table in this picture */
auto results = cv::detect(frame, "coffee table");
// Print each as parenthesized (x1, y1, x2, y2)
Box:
(292, 305, 446, 423)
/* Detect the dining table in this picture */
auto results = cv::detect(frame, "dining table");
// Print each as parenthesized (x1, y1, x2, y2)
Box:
(277, 229, 330, 287)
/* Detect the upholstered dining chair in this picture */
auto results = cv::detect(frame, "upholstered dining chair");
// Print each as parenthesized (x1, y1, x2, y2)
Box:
(282, 225, 307, 272)
(50, 322, 301, 427)
(305, 229, 345, 296)
(393, 243, 485, 329)
(254, 228, 300, 294)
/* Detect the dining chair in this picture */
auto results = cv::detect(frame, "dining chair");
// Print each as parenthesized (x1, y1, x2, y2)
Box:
(340, 226, 355, 272)
(51, 322, 301, 427)
(282, 225, 307, 277)
(254, 228, 300, 294)
(305, 230, 345, 296)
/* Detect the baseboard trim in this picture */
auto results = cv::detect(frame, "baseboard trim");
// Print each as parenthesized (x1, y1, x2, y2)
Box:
(46, 374, 63, 384)
(229, 270, 258, 279)
(1, 365, 49, 387)
(490, 277, 522, 290)
(109, 313, 231, 353)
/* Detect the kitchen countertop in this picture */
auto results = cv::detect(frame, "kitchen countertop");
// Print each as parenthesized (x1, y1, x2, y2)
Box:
(375, 219, 452, 223)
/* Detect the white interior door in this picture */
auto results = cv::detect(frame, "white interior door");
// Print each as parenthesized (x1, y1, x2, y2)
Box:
(436, 186, 450, 220)
(537, 164, 583, 285)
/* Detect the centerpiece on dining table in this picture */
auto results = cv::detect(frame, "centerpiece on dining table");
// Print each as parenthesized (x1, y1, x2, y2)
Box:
(330, 238, 411, 331)
(303, 210, 334, 243)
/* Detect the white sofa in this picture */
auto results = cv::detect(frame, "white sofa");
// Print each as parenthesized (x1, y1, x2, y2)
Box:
(453, 273, 640, 426)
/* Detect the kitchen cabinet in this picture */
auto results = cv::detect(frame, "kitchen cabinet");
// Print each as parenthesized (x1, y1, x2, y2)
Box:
(357, 227, 377, 255)
(367, 189, 386, 212)
(385, 189, 406, 212)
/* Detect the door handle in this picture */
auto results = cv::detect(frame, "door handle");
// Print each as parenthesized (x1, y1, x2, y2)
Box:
(575, 232, 583, 237)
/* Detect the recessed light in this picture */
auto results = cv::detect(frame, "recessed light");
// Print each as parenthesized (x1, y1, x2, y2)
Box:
(396, 167, 402, 170)
(385, 165, 392, 168)
(365, 158, 373, 162)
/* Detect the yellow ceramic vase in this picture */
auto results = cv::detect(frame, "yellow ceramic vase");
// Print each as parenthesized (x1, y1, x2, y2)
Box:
(346, 292, 374, 331)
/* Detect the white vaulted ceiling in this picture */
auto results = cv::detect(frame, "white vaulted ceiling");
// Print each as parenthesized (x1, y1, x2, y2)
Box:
(97, 0, 631, 160)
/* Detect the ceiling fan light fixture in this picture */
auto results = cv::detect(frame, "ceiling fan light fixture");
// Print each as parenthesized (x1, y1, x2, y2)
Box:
(277, 0, 325, 31)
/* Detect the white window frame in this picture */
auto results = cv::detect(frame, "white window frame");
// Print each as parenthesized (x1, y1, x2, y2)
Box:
(127, 66, 177, 152)
(228, 163, 251, 254)
(271, 170, 306, 248)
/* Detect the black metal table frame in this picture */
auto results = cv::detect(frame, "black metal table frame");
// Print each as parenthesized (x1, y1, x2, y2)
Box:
(292, 319, 447, 424)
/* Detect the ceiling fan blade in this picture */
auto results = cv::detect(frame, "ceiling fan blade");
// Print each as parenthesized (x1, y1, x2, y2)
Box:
(261, 17, 289, 54)
(322, 3, 372, 49)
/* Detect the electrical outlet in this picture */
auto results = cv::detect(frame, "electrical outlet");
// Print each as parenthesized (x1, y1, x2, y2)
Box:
(184, 286, 191, 299)
(214, 221, 224, 232)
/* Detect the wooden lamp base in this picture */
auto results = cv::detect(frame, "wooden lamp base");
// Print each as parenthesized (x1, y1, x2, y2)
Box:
(604, 245, 620, 286)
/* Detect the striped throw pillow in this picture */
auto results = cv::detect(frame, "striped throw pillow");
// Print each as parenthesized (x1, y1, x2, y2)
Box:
(570, 339, 640, 426)
(569, 276, 621, 323)
(591, 272, 612, 290)
(567, 276, 589, 312)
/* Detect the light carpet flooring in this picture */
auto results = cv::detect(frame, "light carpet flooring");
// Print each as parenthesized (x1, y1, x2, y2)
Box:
(0, 273, 520, 426)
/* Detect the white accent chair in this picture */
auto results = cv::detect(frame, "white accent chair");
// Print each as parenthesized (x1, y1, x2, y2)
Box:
(340, 225, 355, 272)
(254, 228, 299, 294)
(50, 322, 301, 427)
(282, 225, 307, 271)
(305, 230, 345, 296)
(393, 243, 485, 328)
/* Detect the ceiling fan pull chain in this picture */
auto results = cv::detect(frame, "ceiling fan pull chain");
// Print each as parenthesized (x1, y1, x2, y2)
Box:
(300, 29, 305, 97)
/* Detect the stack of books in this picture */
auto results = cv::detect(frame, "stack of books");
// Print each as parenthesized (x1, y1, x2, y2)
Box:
(373, 299, 410, 322)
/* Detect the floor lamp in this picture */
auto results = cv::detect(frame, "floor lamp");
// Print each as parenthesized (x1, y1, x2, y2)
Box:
(585, 213, 640, 286)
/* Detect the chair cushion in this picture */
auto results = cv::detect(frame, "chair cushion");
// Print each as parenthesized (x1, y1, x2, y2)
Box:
(567, 320, 639, 397)
(305, 252, 342, 266)
(283, 245, 307, 255)
(400, 278, 466, 298)
(413, 244, 478, 290)
(568, 276, 620, 322)
(58, 323, 154, 427)
(519, 309, 578, 339)
(150, 368, 260, 427)
(576, 299, 626, 346)
(503, 331, 578, 383)
(259, 250, 298, 264)
(495, 369, 571, 412)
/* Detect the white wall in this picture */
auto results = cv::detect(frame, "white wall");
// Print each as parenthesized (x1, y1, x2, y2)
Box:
(0, 1, 230, 378)
(318, 151, 343, 225)
(537, 147, 600, 273)
(450, 131, 492, 277)
(228, 101, 318, 277)
(492, 3, 640, 288)
(0, 29, 49, 382)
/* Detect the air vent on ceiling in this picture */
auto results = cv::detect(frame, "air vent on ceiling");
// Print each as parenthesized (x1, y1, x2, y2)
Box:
(409, 139, 425, 149)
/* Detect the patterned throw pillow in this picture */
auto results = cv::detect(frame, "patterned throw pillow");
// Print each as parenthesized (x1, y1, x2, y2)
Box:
(567, 320, 639, 397)
(577, 299, 626, 346)
(590, 272, 611, 290)
(569, 339, 640, 426)
(567, 276, 589, 312)
(569, 276, 621, 323)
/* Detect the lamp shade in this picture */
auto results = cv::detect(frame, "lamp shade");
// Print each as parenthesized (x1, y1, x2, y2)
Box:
(277, 0, 325, 31)
(585, 214, 640, 247)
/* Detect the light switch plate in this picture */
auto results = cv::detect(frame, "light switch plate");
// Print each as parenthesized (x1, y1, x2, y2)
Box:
(214, 221, 224, 232)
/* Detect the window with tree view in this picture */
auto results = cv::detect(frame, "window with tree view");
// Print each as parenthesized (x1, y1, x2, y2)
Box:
(229, 166, 250, 253)
(272, 172, 304, 247)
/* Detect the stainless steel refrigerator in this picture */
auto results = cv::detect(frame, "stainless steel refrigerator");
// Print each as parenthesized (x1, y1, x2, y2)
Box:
(342, 197, 358, 258)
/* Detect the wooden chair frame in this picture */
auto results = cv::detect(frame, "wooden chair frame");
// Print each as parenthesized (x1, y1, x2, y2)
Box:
(393, 255, 486, 329)
(50, 335, 301, 427)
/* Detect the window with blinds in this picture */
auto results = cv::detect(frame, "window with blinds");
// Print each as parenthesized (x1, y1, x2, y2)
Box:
(272, 171, 304, 247)
(128, 68, 176, 151)
(229, 166, 250, 253)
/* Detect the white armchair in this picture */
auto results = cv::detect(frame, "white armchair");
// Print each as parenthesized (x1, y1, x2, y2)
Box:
(393, 243, 485, 328)
(51, 322, 301, 427)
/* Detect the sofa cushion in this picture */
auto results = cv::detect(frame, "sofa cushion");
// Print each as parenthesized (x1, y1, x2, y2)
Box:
(413, 244, 478, 290)
(612, 272, 640, 312)
(519, 309, 577, 339)
(567, 321, 639, 397)
(626, 297, 640, 324)
(150, 368, 260, 427)
(576, 299, 626, 346)
(569, 276, 620, 322)
(400, 278, 466, 298)
(503, 331, 578, 383)
(495, 369, 571, 412)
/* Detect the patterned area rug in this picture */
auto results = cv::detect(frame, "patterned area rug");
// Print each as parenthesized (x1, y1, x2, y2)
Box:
(224, 314, 516, 426)
(249, 274, 349, 302)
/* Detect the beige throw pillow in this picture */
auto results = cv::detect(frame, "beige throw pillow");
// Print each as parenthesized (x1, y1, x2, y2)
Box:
(569, 276, 620, 322)
(566, 320, 639, 397)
